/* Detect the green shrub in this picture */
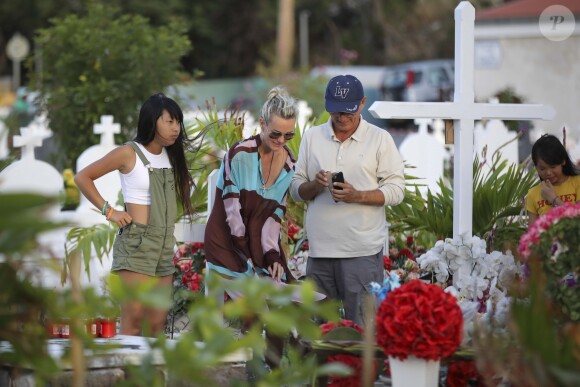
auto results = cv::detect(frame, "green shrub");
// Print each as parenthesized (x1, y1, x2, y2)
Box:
(29, 4, 191, 168)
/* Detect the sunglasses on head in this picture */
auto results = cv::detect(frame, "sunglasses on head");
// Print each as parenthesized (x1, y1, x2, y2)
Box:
(268, 130, 295, 141)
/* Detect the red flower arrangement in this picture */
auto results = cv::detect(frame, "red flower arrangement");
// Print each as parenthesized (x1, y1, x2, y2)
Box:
(170, 242, 206, 318)
(446, 359, 483, 387)
(376, 280, 463, 361)
(383, 256, 392, 271)
(326, 354, 365, 387)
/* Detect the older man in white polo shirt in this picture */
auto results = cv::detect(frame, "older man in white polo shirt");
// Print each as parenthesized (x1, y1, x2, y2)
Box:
(289, 74, 405, 325)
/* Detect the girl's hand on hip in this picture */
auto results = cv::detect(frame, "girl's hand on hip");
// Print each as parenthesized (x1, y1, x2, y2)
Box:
(109, 210, 133, 228)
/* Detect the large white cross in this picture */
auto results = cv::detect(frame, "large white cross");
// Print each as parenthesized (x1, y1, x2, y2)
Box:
(369, 1, 555, 238)
(94, 115, 120, 147)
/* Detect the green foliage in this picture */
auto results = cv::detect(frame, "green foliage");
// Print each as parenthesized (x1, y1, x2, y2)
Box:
(387, 154, 537, 250)
(183, 100, 246, 221)
(152, 275, 341, 386)
(0, 193, 65, 380)
(0, 193, 66, 254)
(29, 3, 191, 167)
(1, 0, 463, 81)
(475, 264, 580, 386)
(64, 223, 116, 282)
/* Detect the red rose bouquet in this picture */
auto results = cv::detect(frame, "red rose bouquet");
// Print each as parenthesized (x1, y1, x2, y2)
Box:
(376, 280, 463, 361)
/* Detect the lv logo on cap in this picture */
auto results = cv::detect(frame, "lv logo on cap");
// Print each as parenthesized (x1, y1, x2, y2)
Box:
(334, 86, 350, 99)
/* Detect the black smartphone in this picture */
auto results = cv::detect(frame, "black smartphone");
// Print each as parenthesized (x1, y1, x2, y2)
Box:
(331, 172, 344, 190)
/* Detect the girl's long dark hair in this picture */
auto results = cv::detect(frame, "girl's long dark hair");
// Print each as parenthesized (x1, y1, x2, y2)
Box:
(531, 134, 579, 177)
(134, 93, 194, 217)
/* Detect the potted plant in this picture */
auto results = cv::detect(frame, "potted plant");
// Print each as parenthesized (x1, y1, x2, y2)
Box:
(375, 280, 463, 387)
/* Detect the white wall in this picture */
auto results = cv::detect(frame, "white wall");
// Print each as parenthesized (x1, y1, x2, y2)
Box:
(474, 23, 580, 137)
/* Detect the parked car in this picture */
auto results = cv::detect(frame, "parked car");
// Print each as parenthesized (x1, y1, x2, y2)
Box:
(380, 59, 454, 102)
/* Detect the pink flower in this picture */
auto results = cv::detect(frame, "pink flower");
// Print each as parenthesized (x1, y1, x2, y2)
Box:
(518, 203, 580, 259)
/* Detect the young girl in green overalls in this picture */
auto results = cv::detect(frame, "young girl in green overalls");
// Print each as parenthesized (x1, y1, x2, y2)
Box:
(75, 93, 194, 336)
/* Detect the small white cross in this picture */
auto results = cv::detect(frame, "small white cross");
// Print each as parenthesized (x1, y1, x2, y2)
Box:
(369, 1, 555, 238)
(94, 115, 120, 147)
(414, 118, 432, 135)
(13, 127, 43, 160)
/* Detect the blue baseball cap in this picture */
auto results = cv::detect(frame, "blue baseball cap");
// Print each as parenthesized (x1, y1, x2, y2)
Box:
(325, 75, 364, 113)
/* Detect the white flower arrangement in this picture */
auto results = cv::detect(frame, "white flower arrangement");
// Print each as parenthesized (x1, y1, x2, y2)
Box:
(417, 234, 523, 345)
(288, 250, 308, 280)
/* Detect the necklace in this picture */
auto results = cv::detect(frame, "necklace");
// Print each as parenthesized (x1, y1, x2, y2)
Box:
(260, 151, 275, 191)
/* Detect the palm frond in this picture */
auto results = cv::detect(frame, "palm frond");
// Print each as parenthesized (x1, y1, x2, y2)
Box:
(388, 153, 538, 247)
(64, 223, 116, 282)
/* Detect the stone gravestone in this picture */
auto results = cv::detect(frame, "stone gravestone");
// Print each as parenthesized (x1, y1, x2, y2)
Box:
(432, 118, 447, 146)
(569, 124, 580, 165)
(474, 98, 519, 171)
(0, 119, 8, 159)
(73, 115, 122, 292)
(0, 125, 66, 290)
(0, 126, 62, 213)
(74, 115, 122, 227)
(399, 118, 447, 196)
(297, 100, 313, 134)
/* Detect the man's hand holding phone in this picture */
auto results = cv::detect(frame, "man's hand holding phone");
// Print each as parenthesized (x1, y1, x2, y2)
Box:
(330, 172, 347, 202)
(331, 171, 344, 190)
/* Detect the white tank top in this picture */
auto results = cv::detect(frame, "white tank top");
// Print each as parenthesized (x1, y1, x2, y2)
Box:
(120, 143, 172, 205)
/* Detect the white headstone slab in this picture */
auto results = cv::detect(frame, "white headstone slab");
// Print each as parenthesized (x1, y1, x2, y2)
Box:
(368, 1, 555, 238)
(474, 118, 519, 167)
(399, 119, 447, 196)
(297, 100, 313, 134)
(72, 116, 123, 293)
(569, 124, 580, 165)
(432, 119, 446, 146)
(75, 115, 122, 226)
(0, 124, 67, 292)
(174, 169, 218, 243)
(242, 111, 258, 139)
(0, 127, 62, 199)
(0, 120, 8, 159)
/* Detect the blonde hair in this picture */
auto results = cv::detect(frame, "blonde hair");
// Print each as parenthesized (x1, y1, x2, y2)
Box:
(260, 86, 299, 124)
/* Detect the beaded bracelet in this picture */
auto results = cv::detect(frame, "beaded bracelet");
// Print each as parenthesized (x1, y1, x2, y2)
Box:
(105, 207, 115, 220)
(552, 197, 559, 207)
(101, 201, 109, 215)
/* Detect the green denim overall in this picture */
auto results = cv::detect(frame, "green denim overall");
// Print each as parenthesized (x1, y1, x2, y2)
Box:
(112, 142, 177, 276)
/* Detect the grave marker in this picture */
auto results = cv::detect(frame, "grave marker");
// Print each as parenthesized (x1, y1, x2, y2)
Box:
(369, 1, 555, 238)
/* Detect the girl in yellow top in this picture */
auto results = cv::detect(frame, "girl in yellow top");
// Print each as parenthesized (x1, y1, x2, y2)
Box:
(526, 134, 580, 227)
